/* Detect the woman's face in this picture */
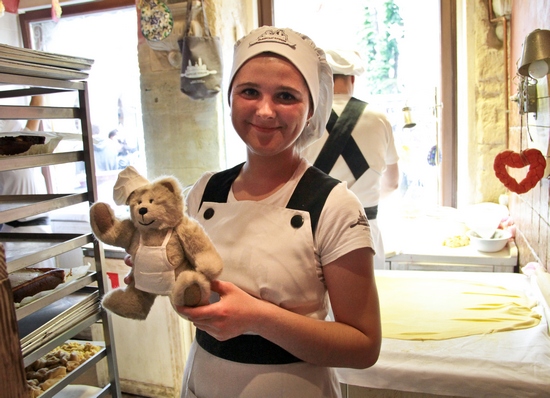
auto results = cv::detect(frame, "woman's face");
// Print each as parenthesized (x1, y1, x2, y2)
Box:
(230, 54, 313, 158)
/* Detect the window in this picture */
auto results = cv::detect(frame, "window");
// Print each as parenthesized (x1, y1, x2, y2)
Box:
(20, 0, 144, 213)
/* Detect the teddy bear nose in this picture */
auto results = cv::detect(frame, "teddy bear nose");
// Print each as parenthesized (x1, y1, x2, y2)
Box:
(139, 207, 148, 216)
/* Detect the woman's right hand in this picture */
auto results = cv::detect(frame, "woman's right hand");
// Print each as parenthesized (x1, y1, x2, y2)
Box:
(123, 254, 134, 285)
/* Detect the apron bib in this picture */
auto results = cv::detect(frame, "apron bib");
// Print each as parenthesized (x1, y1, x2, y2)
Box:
(134, 229, 175, 295)
(181, 165, 342, 397)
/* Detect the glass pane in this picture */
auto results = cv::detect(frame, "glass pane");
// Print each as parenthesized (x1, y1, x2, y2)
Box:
(274, 0, 442, 249)
(29, 8, 145, 214)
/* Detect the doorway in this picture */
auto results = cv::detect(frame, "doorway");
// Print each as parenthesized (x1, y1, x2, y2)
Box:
(21, 4, 145, 211)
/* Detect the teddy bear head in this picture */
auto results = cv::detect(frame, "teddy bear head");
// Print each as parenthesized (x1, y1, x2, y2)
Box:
(127, 177, 185, 232)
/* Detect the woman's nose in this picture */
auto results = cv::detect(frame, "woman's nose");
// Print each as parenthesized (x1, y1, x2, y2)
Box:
(256, 97, 275, 118)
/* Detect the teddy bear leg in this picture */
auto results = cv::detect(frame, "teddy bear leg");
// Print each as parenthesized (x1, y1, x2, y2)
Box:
(172, 270, 210, 307)
(101, 281, 157, 320)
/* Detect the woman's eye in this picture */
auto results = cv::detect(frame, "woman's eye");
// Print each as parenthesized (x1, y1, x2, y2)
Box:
(278, 92, 297, 102)
(241, 88, 258, 97)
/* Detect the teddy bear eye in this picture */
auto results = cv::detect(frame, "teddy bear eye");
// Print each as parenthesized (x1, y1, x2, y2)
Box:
(137, 200, 142, 205)
(149, 199, 153, 203)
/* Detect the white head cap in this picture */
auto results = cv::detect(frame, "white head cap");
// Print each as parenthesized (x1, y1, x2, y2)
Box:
(324, 49, 365, 76)
(113, 166, 149, 205)
(228, 26, 333, 148)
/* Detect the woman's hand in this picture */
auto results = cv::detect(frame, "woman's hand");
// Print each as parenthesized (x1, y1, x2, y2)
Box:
(123, 254, 134, 285)
(176, 280, 264, 341)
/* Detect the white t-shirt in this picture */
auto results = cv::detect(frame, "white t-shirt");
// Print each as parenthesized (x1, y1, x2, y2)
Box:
(302, 94, 399, 207)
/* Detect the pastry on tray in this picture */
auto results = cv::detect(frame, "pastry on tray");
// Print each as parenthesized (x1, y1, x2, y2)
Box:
(0, 135, 46, 155)
(9, 267, 66, 303)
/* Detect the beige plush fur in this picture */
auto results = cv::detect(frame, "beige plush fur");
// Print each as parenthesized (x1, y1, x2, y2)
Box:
(89, 176, 223, 320)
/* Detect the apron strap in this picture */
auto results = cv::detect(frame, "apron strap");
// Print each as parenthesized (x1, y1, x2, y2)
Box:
(198, 162, 244, 211)
(286, 166, 339, 234)
(196, 329, 301, 364)
(314, 97, 370, 180)
(199, 164, 339, 235)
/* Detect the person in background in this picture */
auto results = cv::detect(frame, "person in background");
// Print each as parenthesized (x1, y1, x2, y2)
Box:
(175, 26, 381, 397)
(92, 126, 120, 171)
(302, 49, 400, 270)
(0, 95, 56, 268)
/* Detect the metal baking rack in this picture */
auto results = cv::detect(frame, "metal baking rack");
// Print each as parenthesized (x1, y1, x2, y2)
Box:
(0, 46, 120, 398)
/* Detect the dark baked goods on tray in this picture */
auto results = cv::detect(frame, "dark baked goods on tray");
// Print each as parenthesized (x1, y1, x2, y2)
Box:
(9, 267, 66, 303)
(0, 135, 46, 155)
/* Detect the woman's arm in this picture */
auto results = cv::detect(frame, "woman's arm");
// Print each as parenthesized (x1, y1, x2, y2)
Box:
(177, 246, 381, 369)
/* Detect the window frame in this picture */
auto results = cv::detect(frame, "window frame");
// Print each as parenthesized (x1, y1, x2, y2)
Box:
(19, 0, 136, 48)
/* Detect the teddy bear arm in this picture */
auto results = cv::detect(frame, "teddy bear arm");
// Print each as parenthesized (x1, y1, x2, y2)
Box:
(94, 217, 136, 250)
(175, 222, 223, 280)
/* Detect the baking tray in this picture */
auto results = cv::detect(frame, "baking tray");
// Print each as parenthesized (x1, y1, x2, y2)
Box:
(0, 44, 93, 71)
(0, 59, 89, 81)
(18, 286, 100, 355)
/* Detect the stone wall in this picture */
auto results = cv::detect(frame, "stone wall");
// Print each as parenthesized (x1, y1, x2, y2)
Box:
(137, 0, 255, 187)
(507, 0, 550, 270)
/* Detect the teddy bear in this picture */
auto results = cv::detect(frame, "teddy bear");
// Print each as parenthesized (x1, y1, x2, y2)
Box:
(89, 166, 223, 320)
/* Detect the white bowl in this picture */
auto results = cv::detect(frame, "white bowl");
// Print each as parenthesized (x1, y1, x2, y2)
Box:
(463, 202, 509, 239)
(467, 229, 512, 252)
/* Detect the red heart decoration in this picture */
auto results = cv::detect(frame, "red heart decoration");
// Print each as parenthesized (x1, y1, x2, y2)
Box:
(493, 148, 546, 194)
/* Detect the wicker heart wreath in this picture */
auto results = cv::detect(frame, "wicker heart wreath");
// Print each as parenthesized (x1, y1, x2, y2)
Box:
(493, 148, 546, 194)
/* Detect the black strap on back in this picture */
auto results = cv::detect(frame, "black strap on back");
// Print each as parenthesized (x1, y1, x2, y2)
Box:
(313, 97, 370, 179)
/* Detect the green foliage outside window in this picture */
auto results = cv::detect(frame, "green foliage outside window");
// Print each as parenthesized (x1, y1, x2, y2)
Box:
(360, 0, 404, 95)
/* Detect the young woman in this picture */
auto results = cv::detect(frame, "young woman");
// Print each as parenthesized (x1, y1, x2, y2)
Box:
(177, 26, 381, 398)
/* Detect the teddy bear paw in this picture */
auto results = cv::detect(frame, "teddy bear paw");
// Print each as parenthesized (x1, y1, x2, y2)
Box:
(172, 270, 210, 307)
(183, 283, 202, 307)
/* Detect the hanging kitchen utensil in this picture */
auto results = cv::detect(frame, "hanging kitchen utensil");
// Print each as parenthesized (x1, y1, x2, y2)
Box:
(139, 0, 174, 42)
(179, 0, 222, 100)
(493, 148, 546, 194)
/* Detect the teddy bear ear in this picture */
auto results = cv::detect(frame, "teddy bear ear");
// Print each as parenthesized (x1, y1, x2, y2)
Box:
(157, 177, 183, 196)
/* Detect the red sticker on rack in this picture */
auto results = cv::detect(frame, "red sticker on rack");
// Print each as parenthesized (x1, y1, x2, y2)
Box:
(106, 272, 120, 289)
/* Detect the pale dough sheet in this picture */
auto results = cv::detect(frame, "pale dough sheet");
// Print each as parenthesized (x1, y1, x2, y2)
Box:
(337, 270, 550, 398)
(377, 274, 541, 340)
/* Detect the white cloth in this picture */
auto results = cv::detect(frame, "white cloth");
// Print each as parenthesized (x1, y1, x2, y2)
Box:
(133, 229, 175, 295)
(302, 94, 399, 269)
(0, 123, 55, 268)
(0, 168, 47, 197)
(337, 270, 550, 398)
(324, 49, 365, 76)
(182, 159, 373, 398)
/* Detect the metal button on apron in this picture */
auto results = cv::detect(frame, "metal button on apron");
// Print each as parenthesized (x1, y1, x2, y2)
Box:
(290, 214, 304, 229)
(204, 208, 215, 220)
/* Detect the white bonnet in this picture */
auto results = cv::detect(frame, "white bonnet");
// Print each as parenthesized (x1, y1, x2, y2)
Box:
(228, 26, 333, 148)
(113, 166, 149, 205)
(324, 49, 365, 76)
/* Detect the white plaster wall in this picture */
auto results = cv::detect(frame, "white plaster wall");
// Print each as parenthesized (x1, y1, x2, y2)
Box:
(0, 12, 23, 47)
